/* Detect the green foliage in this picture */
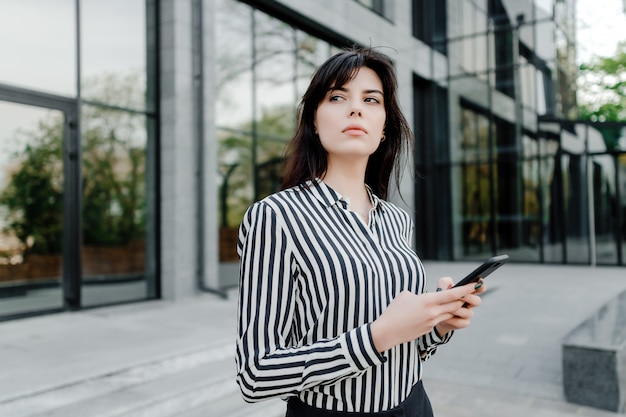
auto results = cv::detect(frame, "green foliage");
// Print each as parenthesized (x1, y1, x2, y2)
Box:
(0, 117, 63, 256)
(218, 105, 295, 226)
(80, 100, 147, 246)
(577, 42, 626, 149)
(0, 72, 146, 256)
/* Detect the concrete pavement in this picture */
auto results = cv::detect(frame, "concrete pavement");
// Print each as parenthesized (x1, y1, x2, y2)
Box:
(0, 261, 624, 416)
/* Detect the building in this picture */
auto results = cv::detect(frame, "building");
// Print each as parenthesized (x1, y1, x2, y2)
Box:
(0, 0, 624, 321)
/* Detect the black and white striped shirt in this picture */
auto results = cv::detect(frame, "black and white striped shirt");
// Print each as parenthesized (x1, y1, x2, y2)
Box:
(236, 178, 451, 413)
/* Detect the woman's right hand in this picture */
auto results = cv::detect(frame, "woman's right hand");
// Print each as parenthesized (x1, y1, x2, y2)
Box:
(370, 284, 479, 353)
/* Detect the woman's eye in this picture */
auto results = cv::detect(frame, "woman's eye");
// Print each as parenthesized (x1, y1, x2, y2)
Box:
(365, 97, 381, 104)
(329, 95, 343, 102)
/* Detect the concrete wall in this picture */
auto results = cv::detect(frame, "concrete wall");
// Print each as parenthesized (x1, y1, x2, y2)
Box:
(159, 0, 199, 299)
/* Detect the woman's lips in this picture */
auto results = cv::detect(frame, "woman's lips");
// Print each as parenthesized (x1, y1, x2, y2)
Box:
(343, 125, 367, 135)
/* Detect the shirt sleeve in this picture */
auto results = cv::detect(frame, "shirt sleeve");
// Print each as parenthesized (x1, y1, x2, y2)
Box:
(235, 201, 386, 402)
(418, 327, 453, 361)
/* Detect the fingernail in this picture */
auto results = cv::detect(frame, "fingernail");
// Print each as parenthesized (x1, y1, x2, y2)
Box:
(436, 288, 442, 292)
(474, 282, 483, 290)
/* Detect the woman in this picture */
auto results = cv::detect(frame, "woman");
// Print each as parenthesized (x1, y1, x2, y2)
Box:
(236, 47, 485, 416)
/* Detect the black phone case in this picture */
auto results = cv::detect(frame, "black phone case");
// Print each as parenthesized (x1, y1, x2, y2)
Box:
(452, 254, 509, 287)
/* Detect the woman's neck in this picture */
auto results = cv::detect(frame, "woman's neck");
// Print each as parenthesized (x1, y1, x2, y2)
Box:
(321, 160, 370, 208)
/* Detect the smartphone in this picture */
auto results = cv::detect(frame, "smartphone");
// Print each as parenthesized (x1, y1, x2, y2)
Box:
(452, 254, 509, 288)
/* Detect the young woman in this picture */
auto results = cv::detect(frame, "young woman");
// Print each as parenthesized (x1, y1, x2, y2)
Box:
(236, 47, 485, 417)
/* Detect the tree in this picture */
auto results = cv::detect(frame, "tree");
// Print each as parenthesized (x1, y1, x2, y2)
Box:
(217, 104, 294, 227)
(0, 72, 147, 260)
(0, 116, 63, 256)
(577, 41, 626, 149)
(80, 85, 147, 246)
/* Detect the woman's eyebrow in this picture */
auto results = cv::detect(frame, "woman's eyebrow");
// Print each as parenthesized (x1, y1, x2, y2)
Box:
(328, 86, 383, 95)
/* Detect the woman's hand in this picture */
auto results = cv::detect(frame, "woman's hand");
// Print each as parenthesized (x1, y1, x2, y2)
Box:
(370, 280, 483, 353)
(433, 277, 485, 337)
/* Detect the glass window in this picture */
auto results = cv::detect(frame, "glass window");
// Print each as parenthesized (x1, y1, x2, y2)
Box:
(447, 1, 490, 78)
(412, 0, 446, 55)
(0, 101, 64, 316)
(80, 104, 149, 306)
(254, 13, 297, 199)
(562, 152, 590, 264)
(539, 135, 563, 263)
(519, 135, 541, 261)
(215, 0, 254, 262)
(355, 0, 393, 20)
(215, 0, 336, 263)
(489, 0, 515, 97)
(459, 108, 495, 257)
(81, 0, 147, 110)
(591, 155, 618, 265)
(519, 59, 536, 111)
(0, 0, 76, 96)
(616, 153, 626, 265)
(0, 0, 156, 318)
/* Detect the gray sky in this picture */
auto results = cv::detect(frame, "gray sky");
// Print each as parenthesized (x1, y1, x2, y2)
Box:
(576, 0, 626, 64)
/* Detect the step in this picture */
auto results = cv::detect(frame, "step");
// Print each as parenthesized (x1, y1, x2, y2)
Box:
(0, 342, 234, 417)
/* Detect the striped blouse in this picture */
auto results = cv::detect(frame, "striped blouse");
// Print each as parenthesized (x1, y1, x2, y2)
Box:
(235, 178, 451, 413)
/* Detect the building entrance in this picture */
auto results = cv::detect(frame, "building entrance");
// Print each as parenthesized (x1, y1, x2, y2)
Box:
(0, 84, 81, 319)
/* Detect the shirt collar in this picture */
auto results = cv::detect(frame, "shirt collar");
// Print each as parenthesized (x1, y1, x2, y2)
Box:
(305, 178, 383, 212)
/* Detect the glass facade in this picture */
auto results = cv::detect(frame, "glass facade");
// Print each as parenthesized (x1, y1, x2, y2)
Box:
(355, 0, 394, 20)
(215, 0, 339, 263)
(0, 102, 66, 315)
(0, 0, 157, 319)
(0, 1, 77, 96)
(413, 0, 625, 265)
(215, 0, 625, 268)
(1, 0, 623, 320)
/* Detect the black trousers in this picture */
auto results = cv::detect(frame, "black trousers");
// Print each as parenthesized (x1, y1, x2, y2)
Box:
(285, 381, 434, 417)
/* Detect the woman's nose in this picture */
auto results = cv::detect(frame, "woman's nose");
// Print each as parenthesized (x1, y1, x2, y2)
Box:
(349, 109, 362, 117)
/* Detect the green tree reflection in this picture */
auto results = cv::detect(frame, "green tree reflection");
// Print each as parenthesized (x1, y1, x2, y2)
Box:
(0, 73, 146, 260)
(0, 117, 63, 256)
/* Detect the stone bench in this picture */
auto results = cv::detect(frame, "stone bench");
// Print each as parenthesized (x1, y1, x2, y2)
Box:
(562, 289, 626, 413)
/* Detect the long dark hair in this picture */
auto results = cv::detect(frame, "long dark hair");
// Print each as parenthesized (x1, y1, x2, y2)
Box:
(281, 47, 413, 200)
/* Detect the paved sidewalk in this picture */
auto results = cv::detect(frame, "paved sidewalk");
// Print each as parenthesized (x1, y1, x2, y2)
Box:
(0, 261, 625, 416)
(422, 261, 626, 416)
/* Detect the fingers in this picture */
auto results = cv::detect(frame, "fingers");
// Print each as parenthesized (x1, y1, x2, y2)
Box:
(449, 305, 474, 320)
(436, 276, 454, 291)
(473, 279, 487, 295)
(461, 293, 482, 308)
(435, 283, 478, 302)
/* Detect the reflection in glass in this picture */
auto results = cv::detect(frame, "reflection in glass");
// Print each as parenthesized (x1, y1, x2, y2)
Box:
(81, 0, 147, 110)
(519, 59, 536, 111)
(0, 0, 76, 96)
(519, 135, 540, 261)
(254, 12, 297, 199)
(540, 136, 563, 263)
(80, 104, 148, 306)
(215, 1, 334, 262)
(460, 108, 494, 256)
(563, 152, 590, 264)
(620, 154, 626, 264)
(0, 101, 64, 316)
(592, 155, 618, 264)
(216, 0, 254, 262)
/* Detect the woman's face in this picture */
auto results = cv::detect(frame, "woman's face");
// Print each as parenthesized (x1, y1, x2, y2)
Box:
(314, 67, 386, 163)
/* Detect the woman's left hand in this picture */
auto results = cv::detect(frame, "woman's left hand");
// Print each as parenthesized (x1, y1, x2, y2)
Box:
(434, 276, 485, 336)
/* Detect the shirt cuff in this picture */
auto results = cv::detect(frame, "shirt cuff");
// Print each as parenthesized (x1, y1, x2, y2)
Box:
(340, 324, 387, 371)
(431, 327, 454, 344)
